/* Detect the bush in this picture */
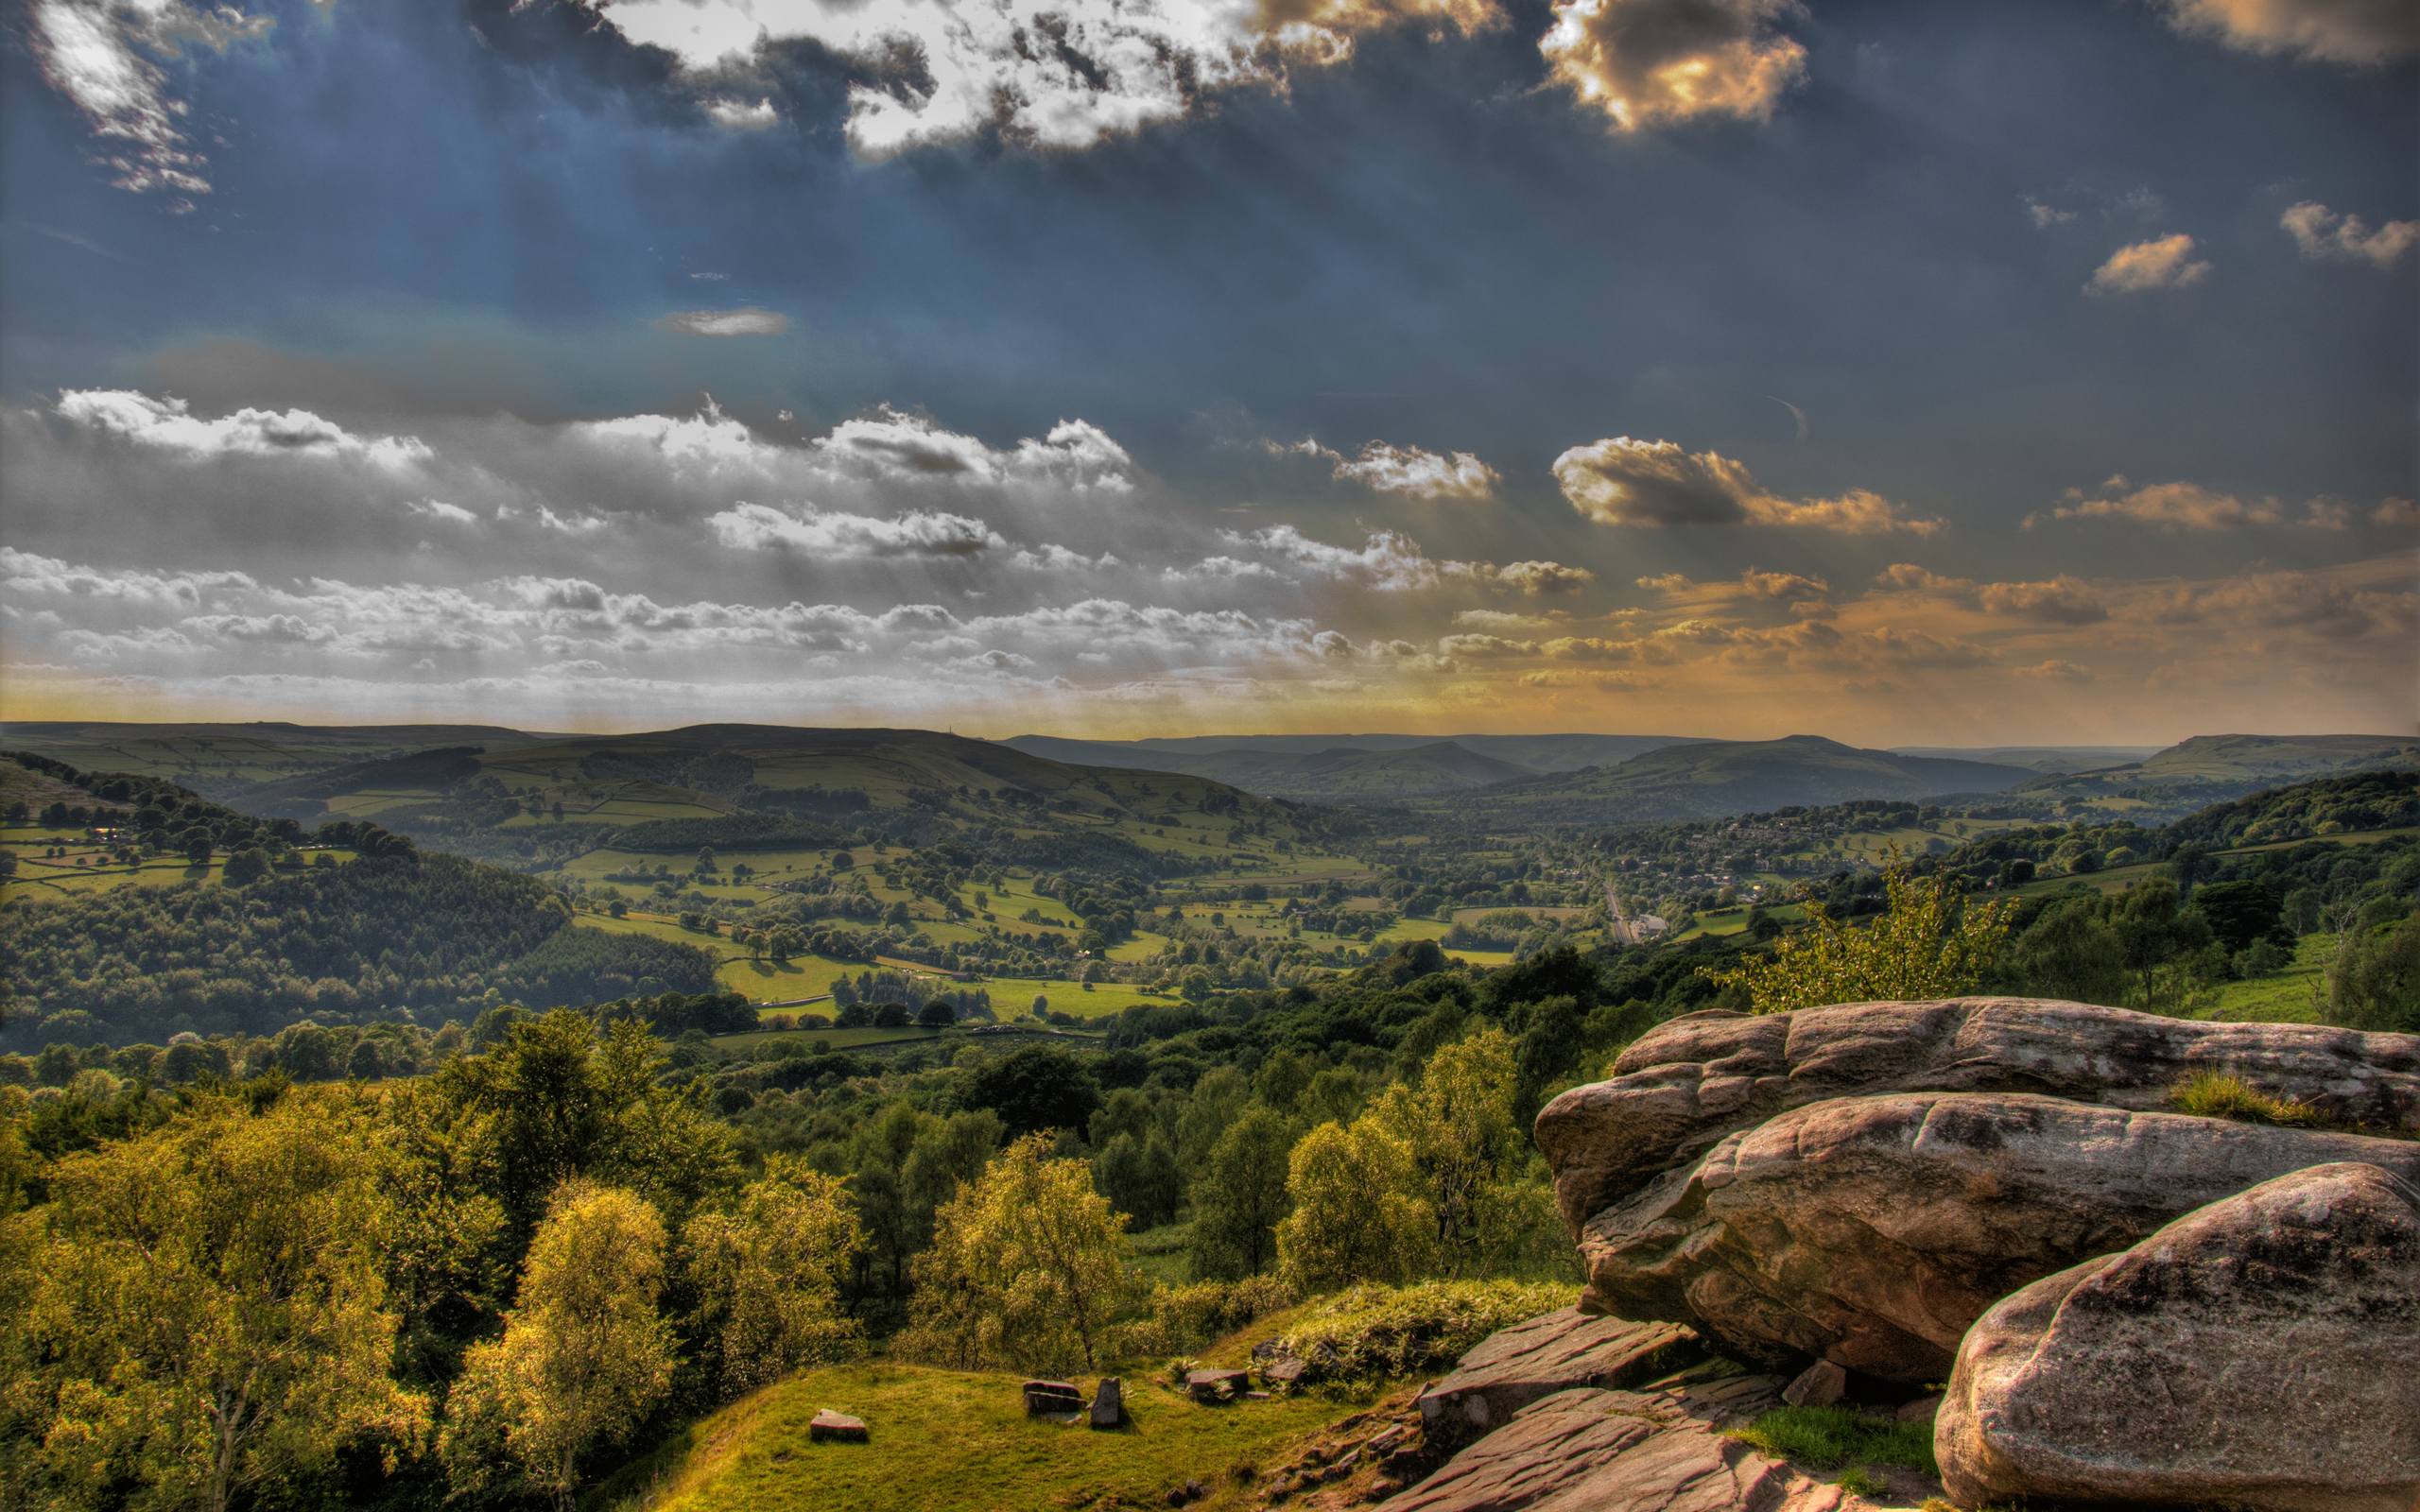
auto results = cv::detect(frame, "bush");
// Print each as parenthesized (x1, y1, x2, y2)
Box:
(1269, 1280, 1572, 1386)
(1109, 1275, 1298, 1360)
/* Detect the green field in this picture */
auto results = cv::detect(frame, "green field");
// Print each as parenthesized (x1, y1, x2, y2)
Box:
(606, 1361, 1368, 1512)
(983, 978, 1186, 1019)
(1674, 902, 1807, 941)
(3, 847, 359, 902)
(2204, 933, 2334, 1024)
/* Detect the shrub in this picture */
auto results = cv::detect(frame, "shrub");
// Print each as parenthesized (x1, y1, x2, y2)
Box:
(1270, 1280, 1572, 1387)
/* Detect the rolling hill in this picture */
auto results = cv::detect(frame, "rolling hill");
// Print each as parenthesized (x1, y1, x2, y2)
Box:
(1001, 731, 1703, 796)
(1436, 734, 2040, 825)
(2020, 733, 2419, 810)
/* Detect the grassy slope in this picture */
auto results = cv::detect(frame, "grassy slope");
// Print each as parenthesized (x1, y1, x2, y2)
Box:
(607, 1361, 1360, 1512)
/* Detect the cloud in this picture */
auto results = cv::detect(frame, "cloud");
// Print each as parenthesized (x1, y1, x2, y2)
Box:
(2280, 201, 2420, 269)
(1332, 441, 1500, 500)
(409, 499, 480, 524)
(0, 548, 255, 610)
(2013, 660, 2094, 683)
(1554, 436, 1941, 534)
(1495, 560, 1597, 595)
(707, 501, 1006, 558)
(1976, 576, 2107, 624)
(2154, 0, 2420, 64)
(2052, 479, 2267, 529)
(54, 389, 432, 469)
(1637, 567, 1828, 600)
(27, 0, 272, 199)
(582, 0, 1498, 159)
(2024, 196, 2079, 229)
(2086, 234, 2211, 295)
(814, 407, 1134, 490)
(1540, 0, 1807, 130)
(654, 306, 791, 336)
(703, 95, 779, 129)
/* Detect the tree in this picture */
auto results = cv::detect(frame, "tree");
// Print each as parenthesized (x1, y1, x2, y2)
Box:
(1275, 1118, 1436, 1293)
(179, 826, 215, 868)
(917, 1000, 957, 1029)
(440, 1182, 676, 1512)
(1190, 1107, 1293, 1280)
(899, 1134, 1136, 1373)
(1703, 860, 2018, 1014)
(2001, 898, 2129, 1005)
(18, 1095, 428, 1512)
(220, 847, 271, 886)
(2330, 913, 2420, 1033)
(683, 1157, 864, 1396)
(1373, 1028, 1540, 1275)
(964, 1046, 1100, 1137)
(2108, 878, 2215, 1013)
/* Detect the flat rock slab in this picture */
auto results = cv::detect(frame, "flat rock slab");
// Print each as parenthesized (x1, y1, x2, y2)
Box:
(1416, 1308, 1698, 1445)
(1576, 1090, 2420, 1381)
(1185, 1367, 1252, 1402)
(1380, 1376, 1882, 1512)
(1940, 1161, 2420, 1512)
(807, 1409, 867, 1443)
(1024, 1379, 1084, 1416)
(1535, 999, 2420, 1229)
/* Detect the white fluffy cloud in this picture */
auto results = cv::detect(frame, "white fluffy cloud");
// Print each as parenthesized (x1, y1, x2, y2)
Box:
(584, 0, 1497, 158)
(707, 501, 1006, 558)
(2281, 201, 2420, 269)
(2156, 0, 2420, 65)
(1540, 0, 1807, 131)
(1553, 436, 1940, 534)
(1312, 439, 1501, 500)
(2086, 234, 2211, 295)
(55, 389, 433, 469)
(813, 407, 1134, 491)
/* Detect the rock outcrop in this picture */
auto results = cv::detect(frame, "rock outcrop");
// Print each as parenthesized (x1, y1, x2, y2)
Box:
(1536, 999, 2420, 1230)
(1937, 1161, 2420, 1512)
(1380, 1373, 1883, 1512)
(1413, 1309, 1697, 1446)
(1575, 1090, 2420, 1379)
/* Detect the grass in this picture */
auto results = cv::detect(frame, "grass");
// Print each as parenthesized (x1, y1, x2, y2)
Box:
(987, 979, 1186, 1020)
(600, 1360, 1362, 1512)
(1725, 1404, 1937, 1479)
(1125, 1222, 1195, 1288)
(2205, 933, 2334, 1024)
(1249, 1280, 1575, 1386)
(717, 954, 865, 1003)
(2169, 1071, 2324, 1128)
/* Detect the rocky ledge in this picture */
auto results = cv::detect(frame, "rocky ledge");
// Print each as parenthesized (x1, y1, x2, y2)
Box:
(1375, 998, 2418, 1511)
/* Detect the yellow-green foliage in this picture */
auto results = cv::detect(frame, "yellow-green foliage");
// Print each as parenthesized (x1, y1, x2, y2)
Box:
(10, 1095, 431, 1512)
(1109, 1273, 1299, 1360)
(1270, 1280, 1575, 1386)
(895, 1134, 1138, 1374)
(2169, 1071, 2323, 1128)
(683, 1156, 865, 1395)
(440, 1182, 678, 1512)
(1275, 1117, 1436, 1292)
(1703, 860, 2018, 1015)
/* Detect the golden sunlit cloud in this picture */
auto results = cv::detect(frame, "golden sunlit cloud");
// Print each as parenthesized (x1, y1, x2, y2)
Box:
(1554, 436, 1942, 535)
(1540, 0, 1807, 130)
(2086, 233, 2211, 295)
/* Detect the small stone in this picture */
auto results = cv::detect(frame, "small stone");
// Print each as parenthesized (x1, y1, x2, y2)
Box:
(807, 1409, 867, 1443)
(1089, 1377, 1124, 1430)
(1781, 1358, 1846, 1407)
(1260, 1356, 1307, 1387)
(1243, 1389, 1272, 1400)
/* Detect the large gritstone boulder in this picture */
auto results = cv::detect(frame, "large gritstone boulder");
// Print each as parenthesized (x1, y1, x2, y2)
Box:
(1572, 1091, 2420, 1382)
(1937, 1161, 2420, 1512)
(1535, 999, 2420, 1231)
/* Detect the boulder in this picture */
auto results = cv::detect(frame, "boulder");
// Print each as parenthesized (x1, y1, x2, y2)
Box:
(1414, 1308, 1698, 1446)
(1536, 999, 2420, 1229)
(1378, 1376, 1882, 1512)
(1089, 1377, 1124, 1430)
(1779, 1360, 1844, 1408)
(1938, 1162, 2420, 1512)
(1023, 1379, 1082, 1416)
(1260, 1356, 1307, 1388)
(1574, 1090, 2420, 1381)
(1184, 1367, 1251, 1402)
(807, 1409, 867, 1443)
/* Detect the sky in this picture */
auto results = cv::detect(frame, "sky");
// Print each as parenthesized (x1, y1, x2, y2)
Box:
(0, 0, 2413, 746)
